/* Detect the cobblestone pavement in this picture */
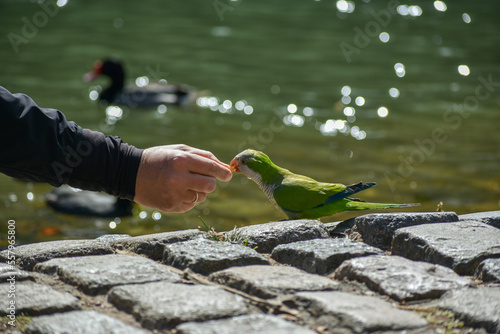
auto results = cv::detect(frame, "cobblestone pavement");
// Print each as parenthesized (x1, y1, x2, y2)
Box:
(1, 211, 499, 333)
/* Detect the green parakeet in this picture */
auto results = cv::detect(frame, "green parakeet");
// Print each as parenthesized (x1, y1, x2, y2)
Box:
(229, 149, 419, 219)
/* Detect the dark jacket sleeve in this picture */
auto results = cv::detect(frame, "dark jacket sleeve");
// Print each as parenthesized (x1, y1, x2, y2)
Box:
(0, 86, 143, 200)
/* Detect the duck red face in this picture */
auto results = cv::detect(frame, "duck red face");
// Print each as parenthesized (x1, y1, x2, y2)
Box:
(83, 60, 103, 82)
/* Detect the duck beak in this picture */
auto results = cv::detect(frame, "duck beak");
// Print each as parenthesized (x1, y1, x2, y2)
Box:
(82, 60, 103, 82)
(229, 158, 241, 173)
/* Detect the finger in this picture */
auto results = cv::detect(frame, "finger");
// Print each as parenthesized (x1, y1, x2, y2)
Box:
(188, 155, 233, 182)
(182, 190, 207, 205)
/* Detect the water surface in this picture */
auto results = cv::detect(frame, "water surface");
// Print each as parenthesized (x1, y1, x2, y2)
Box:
(1, 0, 499, 246)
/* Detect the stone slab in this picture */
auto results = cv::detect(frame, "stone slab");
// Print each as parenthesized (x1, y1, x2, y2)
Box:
(176, 314, 317, 334)
(392, 221, 500, 275)
(34, 254, 181, 295)
(0, 281, 80, 316)
(95, 234, 132, 243)
(475, 258, 500, 282)
(162, 238, 268, 275)
(0, 239, 113, 270)
(111, 229, 204, 260)
(333, 255, 473, 301)
(288, 291, 427, 333)
(108, 281, 249, 329)
(27, 310, 150, 334)
(348, 212, 458, 249)
(459, 210, 500, 228)
(271, 238, 383, 275)
(209, 265, 338, 299)
(226, 220, 329, 253)
(0, 262, 34, 282)
(436, 287, 500, 333)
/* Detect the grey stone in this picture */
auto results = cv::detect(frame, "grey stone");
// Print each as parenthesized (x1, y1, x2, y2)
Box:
(392, 221, 500, 275)
(349, 211, 458, 249)
(436, 287, 500, 333)
(226, 220, 329, 253)
(162, 238, 268, 275)
(176, 314, 317, 334)
(475, 258, 500, 282)
(27, 310, 150, 334)
(271, 238, 383, 275)
(111, 229, 204, 260)
(288, 291, 427, 333)
(209, 265, 338, 299)
(324, 219, 356, 236)
(0, 239, 113, 270)
(0, 281, 80, 316)
(95, 234, 131, 243)
(108, 281, 249, 329)
(0, 262, 34, 282)
(459, 210, 500, 228)
(34, 254, 181, 295)
(333, 255, 473, 301)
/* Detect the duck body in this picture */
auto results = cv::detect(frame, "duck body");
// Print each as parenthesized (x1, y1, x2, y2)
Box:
(84, 58, 197, 108)
(45, 185, 133, 217)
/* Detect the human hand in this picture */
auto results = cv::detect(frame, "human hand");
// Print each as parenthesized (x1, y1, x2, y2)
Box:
(134, 144, 232, 213)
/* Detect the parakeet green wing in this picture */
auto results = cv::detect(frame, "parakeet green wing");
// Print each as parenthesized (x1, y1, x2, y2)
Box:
(273, 175, 347, 213)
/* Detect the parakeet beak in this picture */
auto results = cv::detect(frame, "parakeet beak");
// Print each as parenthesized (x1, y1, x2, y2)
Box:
(229, 158, 241, 173)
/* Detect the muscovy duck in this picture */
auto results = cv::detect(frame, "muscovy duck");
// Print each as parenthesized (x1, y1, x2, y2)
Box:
(83, 58, 198, 108)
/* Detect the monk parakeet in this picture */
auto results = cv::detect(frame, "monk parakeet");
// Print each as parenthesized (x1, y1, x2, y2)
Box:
(229, 149, 419, 219)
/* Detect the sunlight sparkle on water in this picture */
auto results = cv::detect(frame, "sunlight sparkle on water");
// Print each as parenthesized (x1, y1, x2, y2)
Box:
(303, 107, 314, 117)
(434, 1, 447, 12)
(336, 0, 355, 13)
(397, 5, 409, 16)
(287, 104, 298, 113)
(343, 107, 355, 116)
(394, 63, 406, 77)
(56, 0, 68, 7)
(355, 96, 365, 106)
(139, 211, 147, 219)
(157, 104, 167, 114)
(341, 85, 351, 96)
(389, 87, 400, 98)
(408, 6, 422, 17)
(462, 13, 471, 24)
(135, 76, 149, 87)
(27, 192, 34, 201)
(379, 32, 390, 43)
(458, 65, 470, 76)
(243, 105, 254, 115)
(89, 90, 99, 101)
(109, 221, 117, 229)
(377, 107, 389, 117)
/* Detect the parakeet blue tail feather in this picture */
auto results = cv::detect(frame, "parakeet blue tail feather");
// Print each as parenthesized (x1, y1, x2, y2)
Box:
(323, 181, 376, 205)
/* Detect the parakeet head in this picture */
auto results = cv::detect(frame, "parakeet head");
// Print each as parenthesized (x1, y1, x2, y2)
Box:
(230, 149, 277, 182)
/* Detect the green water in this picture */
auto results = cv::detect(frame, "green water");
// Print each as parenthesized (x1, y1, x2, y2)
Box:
(1, 0, 499, 246)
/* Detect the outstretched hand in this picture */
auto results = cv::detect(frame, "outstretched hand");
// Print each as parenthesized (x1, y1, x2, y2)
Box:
(134, 144, 232, 213)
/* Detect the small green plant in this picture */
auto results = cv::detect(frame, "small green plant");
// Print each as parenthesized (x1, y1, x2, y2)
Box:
(198, 216, 254, 248)
(0, 313, 33, 332)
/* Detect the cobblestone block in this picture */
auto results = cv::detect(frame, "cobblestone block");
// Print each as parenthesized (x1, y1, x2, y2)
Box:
(27, 310, 150, 334)
(108, 281, 249, 329)
(111, 229, 204, 260)
(392, 221, 500, 275)
(349, 212, 458, 249)
(34, 254, 181, 295)
(0, 281, 80, 316)
(474, 258, 500, 282)
(287, 291, 427, 333)
(209, 265, 338, 299)
(271, 238, 383, 275)
(334, 255, 472, 301)
(163, 239, 268, 275)
(176, 314, 317, 334)
(459, 210, 500, 228)
(226, 220, 329, 253)
(436, 287, 500, 333)
(0, 239, 113, 270)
